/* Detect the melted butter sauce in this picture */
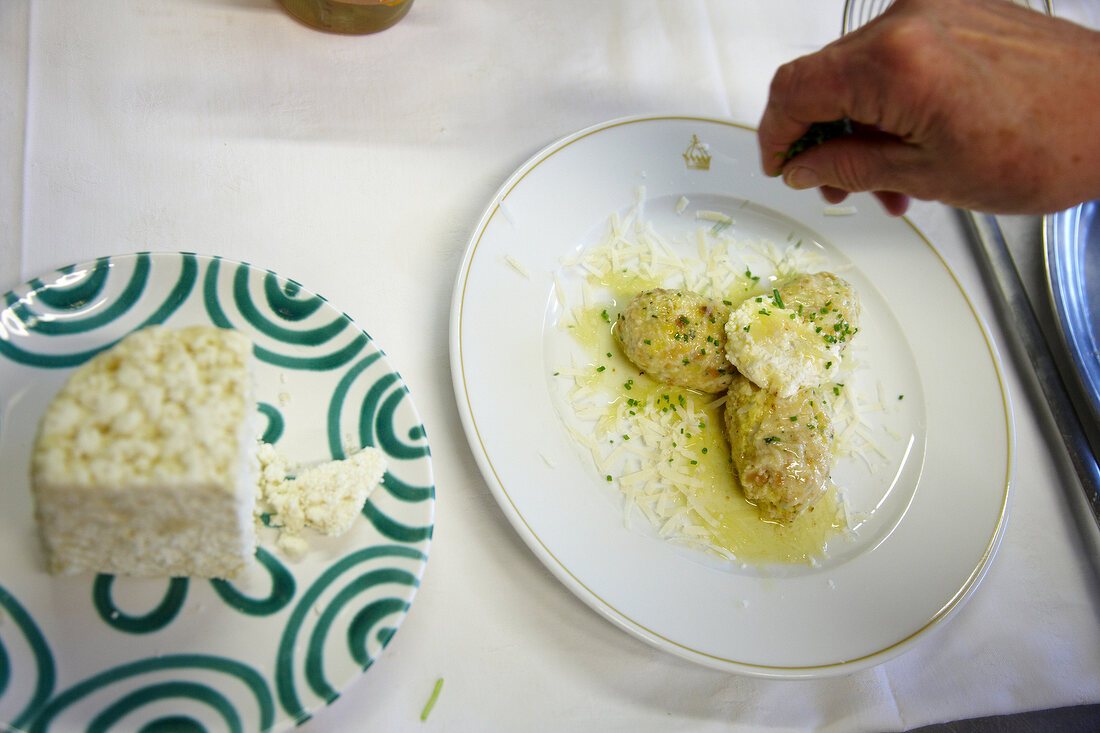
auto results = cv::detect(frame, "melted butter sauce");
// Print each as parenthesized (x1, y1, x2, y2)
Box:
(569, 269, 846, 567)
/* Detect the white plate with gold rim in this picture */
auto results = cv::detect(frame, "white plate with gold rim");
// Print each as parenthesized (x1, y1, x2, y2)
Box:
(449, 115, 1012, 677)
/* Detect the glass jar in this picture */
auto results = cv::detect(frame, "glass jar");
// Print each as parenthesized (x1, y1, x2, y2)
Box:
(278, 0, 414, 35)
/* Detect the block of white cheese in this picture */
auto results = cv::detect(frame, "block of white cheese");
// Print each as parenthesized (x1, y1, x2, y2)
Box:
(256, 443, 387, 559)
(30, 325, 258, 578)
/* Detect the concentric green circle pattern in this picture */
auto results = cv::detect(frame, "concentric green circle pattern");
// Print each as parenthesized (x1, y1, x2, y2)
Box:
(0, 253, 434, 732)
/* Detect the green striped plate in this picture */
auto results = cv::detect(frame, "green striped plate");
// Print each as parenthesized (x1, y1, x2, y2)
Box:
(0, 252, 434, 732)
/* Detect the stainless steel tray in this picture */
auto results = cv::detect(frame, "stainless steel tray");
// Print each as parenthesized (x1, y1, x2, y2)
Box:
(1046, 201, 1100, 438)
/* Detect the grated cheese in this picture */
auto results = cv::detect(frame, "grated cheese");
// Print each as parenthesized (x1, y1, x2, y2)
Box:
(503, 254, 530, 278)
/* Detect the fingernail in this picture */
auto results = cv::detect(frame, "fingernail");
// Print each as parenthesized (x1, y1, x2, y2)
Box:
(784, 166, 821, 189)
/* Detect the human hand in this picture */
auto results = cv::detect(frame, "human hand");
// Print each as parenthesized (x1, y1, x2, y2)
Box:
(758, 0, 1100, 216)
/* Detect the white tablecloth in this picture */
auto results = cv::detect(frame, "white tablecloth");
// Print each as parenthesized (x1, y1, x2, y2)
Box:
(1, 1, 1098, 731)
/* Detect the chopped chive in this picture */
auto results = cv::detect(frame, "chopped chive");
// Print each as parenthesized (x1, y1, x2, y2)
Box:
(782, 119, 853, 162)
(420, 678, 444, 722)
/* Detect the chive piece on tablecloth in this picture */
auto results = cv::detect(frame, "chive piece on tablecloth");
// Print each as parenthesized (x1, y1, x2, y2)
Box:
(420, 677, 444, 722)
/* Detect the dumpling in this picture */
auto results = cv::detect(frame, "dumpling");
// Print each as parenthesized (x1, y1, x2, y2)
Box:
(724, 272, 860, 398)
(723, 373, 833, 523)
(615, 288, 735, 393)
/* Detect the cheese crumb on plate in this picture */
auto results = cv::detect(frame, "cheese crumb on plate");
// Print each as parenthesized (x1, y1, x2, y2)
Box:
(256, 443, 387, 559)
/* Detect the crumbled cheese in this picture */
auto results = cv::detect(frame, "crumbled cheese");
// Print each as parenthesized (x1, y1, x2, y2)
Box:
(723, 297, 837, 398)
(277, 533, 310, 560)
(256, 442, 387, 559)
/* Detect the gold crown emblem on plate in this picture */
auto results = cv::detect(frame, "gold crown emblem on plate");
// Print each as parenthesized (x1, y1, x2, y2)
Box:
(683, 134, 711, 170)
